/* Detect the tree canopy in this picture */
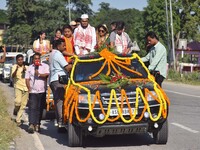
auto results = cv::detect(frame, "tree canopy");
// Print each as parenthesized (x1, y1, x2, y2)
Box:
(2, 0, 200, 53)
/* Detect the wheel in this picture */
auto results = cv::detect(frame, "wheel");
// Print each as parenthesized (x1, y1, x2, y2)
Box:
(68, 121, 82, 147)
(153, 119, 168, 144)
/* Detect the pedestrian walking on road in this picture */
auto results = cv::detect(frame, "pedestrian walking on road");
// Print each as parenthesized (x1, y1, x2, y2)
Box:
(141, 31, 167, 87)
(25, 53, 49, 133)
(11, 54, 28, 126)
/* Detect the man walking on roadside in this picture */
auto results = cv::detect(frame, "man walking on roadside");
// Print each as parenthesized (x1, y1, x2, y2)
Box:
(11, 54, 28, 126)
(141, 31, 167, 87)
(25, 53, 49, 133)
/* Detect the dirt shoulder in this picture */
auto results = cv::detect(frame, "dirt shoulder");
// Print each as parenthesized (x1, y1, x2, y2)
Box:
(0, 82, 37, 150)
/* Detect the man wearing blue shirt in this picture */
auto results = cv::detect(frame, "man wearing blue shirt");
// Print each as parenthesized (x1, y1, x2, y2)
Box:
(49, 38, 72, 128)
(141, 31, 167, 87)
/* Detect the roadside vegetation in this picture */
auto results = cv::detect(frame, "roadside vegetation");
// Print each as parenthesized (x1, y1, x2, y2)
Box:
(167, 69, 200, 85)
(0, 89, 19, 150)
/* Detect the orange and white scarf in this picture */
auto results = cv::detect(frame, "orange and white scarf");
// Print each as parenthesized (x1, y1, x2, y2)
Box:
(74, 25, 93, 50)
(115, 32, 128, 53)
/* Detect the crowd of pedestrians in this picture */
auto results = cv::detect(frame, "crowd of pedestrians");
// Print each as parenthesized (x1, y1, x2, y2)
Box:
(9, 13, 167, 133)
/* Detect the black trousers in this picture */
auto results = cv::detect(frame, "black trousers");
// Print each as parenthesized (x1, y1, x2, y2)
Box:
(28, 93, 46, 125)
(154, 73, 165, 87)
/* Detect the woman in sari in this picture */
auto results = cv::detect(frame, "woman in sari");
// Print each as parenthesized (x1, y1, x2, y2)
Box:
(96, 24, 110, 51)
(62, 25, 75, 63)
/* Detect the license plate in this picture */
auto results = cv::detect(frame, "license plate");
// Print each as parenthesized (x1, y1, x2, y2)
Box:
(109, 108, 137, 116)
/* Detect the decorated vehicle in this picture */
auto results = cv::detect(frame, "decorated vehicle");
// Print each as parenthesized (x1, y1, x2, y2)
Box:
(60, 49, 170, 147)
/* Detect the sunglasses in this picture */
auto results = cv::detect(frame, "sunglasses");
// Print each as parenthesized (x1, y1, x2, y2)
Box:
(99, 30, 105, 33)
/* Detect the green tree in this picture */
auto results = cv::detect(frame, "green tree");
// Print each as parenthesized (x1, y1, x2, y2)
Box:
(0, 9, 9, 23)
(178, 0, 200, 41)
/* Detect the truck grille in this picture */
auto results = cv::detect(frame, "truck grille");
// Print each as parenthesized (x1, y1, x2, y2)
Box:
(101, 92, 142, 105)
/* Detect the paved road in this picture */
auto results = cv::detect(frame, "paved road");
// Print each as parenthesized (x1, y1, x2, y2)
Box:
(2, 81, 200, 150)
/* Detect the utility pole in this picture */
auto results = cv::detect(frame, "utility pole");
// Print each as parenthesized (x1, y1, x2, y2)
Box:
(68, 0, 71, 23)
(165, 0, 171, 66)
(169, 0, 176, 70)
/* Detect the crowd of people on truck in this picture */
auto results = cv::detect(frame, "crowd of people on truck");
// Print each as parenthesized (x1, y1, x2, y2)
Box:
(0, 13, 167, 133)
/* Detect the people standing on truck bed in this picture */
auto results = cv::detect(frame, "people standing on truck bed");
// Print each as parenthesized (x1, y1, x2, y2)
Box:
(141, 31, 167, 87)
(11, 54, 29, 126)
(74, 14, 96, 56)
(25, 53, 49, 133)
(49, 38, 72, 129)
(33, 31, 51, 55)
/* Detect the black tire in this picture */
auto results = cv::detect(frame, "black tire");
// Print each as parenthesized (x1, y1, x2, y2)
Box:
(153, 119, 168, 144)
(68, 121, 82, 147)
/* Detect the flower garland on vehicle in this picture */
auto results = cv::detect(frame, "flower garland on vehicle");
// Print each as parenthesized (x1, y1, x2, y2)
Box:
(64, 48, 170, 124)
(98, 72, 130, 89)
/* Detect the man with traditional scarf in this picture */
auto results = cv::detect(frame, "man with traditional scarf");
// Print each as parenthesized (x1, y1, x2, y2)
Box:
(74, 14, 96, 56)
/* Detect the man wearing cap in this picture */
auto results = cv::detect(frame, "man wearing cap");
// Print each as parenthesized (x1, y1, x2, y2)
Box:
(74, 14, 96, 56)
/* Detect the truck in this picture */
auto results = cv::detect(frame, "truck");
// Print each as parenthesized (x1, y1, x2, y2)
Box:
(59, 49, 170, 147)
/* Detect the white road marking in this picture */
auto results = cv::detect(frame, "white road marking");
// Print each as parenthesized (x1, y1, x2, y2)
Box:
(164, 89, 200, 98)
(171, 122, 199, 134)
(23, 112, 45, 150)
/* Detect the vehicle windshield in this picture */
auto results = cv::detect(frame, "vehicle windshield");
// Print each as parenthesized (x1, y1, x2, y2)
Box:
(74, 58, 148, 82)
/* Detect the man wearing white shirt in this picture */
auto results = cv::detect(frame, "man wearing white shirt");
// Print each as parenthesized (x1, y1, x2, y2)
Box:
(73, 14, 96, 56)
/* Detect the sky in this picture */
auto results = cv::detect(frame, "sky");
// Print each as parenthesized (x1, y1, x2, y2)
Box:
(0, 0, 148, 11)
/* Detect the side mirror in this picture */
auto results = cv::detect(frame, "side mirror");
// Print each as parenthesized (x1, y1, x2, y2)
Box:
(59, 75, 69, 84)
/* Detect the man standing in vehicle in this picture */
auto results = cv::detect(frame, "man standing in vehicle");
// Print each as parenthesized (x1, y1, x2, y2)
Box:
(141, 31, 167, 87)
(73, 14, 96, 56)
(12, 54, 28, 126)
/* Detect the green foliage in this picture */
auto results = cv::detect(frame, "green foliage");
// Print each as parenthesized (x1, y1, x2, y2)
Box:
(167, 69, 200, 85)
(0, 9, 8, 23)
(2, 0, 200, 51)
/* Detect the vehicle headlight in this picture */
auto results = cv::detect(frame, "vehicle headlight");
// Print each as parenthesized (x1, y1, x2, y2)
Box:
(79, 94, 98, 104)
(147, 91, 157, 101)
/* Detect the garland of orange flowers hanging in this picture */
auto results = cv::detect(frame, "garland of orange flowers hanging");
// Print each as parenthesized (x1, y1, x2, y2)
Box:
(63, 48, 170, 124)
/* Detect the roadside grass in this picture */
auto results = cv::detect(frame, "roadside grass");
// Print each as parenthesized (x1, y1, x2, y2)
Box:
(0, 89, 19, 150)
(167, 69, 200, 85)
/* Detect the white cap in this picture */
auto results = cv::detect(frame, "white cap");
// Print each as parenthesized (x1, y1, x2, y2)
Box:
(81, 14, 89, 19)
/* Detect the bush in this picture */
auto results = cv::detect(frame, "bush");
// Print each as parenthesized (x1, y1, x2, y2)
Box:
(167, 69, 200, 85)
